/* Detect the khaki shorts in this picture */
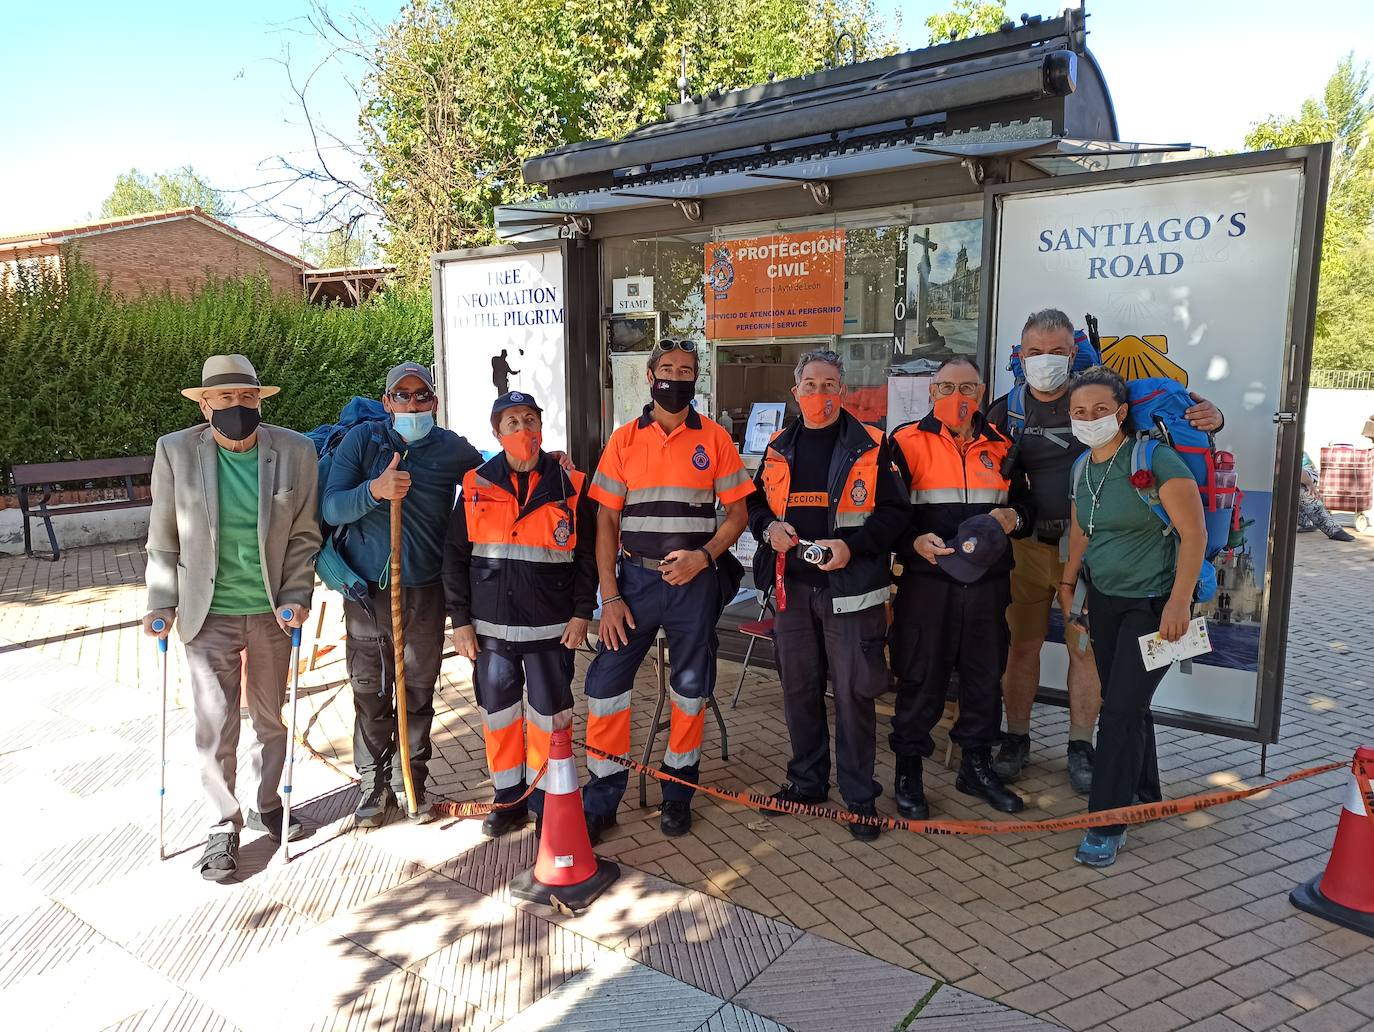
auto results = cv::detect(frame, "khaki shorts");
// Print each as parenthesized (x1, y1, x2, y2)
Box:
(1006, 537, 1088, 652)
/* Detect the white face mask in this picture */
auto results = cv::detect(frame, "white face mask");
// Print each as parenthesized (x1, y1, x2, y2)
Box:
(1023, 353, 1072, 392)
(1071, 412, 1123, 448)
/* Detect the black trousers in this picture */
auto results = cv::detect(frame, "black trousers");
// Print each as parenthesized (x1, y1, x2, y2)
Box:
(1086, 587, 1167, 835)
(890, 572, 1010, 760)
(344, 581, 446, 796)
(773, 578, 887, 806)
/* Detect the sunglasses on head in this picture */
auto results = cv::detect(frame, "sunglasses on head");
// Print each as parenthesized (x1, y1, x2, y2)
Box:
(388, 388, 435, 404)
(655, 338, 698, 355)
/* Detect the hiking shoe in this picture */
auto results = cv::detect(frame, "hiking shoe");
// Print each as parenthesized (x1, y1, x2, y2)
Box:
(847, 800, 882, 841)
(992, 733, 1031, 782)
(660, 800, 692, 837)
(404, 791, 435, 823)
(354, 784, 394, 828)
(956, 751, 1025, 813)
(1067, 741, 1095, 795)
(481, 805, 530, 839)
(196, 832, 239, 882)
(1074, 829, 1127, 867)
(769, 782, 828, 807)
(246, 807, 305, 843)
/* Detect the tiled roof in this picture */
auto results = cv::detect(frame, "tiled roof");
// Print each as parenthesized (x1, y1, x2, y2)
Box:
(0, 208, 314, 269)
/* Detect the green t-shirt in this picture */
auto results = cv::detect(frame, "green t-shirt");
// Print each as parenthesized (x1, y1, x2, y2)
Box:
(1074, 443, 1194, 598)
(209, 446, 273, 616)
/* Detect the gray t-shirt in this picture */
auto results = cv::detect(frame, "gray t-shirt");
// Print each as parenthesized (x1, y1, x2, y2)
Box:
(987, 388, 1086, 529)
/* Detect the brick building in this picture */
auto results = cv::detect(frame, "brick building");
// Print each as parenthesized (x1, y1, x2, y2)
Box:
(0, 208, 311, 298)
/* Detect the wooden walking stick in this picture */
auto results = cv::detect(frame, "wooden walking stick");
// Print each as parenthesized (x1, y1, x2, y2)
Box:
(390, 496, 419, 817)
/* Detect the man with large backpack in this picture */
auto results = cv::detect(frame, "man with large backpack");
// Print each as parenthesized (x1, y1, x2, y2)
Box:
(987, 310, 1223, 793)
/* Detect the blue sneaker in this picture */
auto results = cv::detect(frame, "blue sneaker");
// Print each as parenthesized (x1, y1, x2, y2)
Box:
(1074, 829, 1126, 867)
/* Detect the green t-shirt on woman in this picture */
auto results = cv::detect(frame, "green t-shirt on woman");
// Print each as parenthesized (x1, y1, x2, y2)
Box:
(209, 446, 273, 615)
(1074, 442, 1194, 598)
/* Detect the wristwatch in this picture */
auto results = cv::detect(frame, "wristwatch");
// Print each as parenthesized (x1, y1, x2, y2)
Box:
(1013, 511, 1024, 533)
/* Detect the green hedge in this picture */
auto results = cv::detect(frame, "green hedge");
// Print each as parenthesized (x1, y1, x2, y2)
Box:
(0, 261, 433, 490)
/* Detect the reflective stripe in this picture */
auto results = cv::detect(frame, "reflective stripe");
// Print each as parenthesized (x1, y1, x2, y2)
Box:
(526, 709, 561, 733)
(910, 487, 1008, 504)
(589, 754, 627, 777)
(664, 747, 702, 768)
(669, 690, 706, 717)
(624, 486, 715, 505)
(621, 515, 718, 534)
(472, 542, 574, 564)
(491, 766, 525, 789)
(587, 690, 632, 718)
(713, 468, 750, 494)
(592, 471, 627, 497)
(834, 511, 869, 528)
(832, 587, 890, 614)
(473, 620, 567, 643)
(480, 700, 523, 732)
(544, 755, 580, 795)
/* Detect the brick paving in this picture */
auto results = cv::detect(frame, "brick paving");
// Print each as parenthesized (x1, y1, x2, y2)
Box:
(0, 532, 1371, 1030)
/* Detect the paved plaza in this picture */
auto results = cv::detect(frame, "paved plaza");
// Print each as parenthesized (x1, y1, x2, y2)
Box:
(0, 532, 1371, 1031)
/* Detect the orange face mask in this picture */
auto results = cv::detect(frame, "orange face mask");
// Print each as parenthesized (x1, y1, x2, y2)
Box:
(797, 392, 840, 424)
(934, 394, 974, 427)
(500, 429, 541, 463)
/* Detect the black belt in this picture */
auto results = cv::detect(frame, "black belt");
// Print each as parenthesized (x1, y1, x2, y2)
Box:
(1036, 533, 1063, 546)
(621, 551, 667, 570)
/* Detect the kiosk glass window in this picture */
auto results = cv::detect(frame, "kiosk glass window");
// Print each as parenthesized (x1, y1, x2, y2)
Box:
(599, 199, 983, 454)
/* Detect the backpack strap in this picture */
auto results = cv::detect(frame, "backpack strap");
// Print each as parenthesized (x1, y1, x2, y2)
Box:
(1006, 384, 1026, 434)
(1070, 449, 1090, 501)
(1131, 437, 1175, 538)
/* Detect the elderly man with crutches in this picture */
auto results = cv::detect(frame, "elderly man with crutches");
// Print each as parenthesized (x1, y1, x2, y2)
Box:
(144, 355, 319, 881)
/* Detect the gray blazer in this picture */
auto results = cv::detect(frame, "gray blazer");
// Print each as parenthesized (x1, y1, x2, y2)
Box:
(145, 423, 322, 642)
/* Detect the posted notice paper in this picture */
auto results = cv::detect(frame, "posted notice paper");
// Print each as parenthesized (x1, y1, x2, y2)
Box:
(1138, 617, 1212, 672)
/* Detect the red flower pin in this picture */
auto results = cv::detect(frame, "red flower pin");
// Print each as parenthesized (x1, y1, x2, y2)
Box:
(1129, 470, 1155, 489)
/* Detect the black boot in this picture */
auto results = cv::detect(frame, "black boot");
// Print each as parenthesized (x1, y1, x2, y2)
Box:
(847, 800, 882, 841)
(481, 804, 530, 839)
(956, 750, 1024, 813)
(893, 756, 929, 820)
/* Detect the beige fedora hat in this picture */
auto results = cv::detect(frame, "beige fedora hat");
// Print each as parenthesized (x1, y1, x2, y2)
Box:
(180, 354, 280, 401)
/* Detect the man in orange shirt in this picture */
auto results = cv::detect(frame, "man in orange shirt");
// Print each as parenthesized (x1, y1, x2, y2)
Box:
(583, 339, 752, 841)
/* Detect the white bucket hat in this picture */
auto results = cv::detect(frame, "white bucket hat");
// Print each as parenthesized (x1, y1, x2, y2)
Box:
(180, 354, 280, 401)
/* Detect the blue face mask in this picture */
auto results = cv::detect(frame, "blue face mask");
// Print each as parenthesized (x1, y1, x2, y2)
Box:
(392, 411, 434, 443)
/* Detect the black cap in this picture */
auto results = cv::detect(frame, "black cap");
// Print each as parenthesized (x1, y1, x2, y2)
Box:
(491, 391, 542, 419)
(936, 514, 1008, 584)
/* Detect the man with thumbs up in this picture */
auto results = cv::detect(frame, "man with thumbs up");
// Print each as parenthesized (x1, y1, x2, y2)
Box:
(322, 363, 484, 826)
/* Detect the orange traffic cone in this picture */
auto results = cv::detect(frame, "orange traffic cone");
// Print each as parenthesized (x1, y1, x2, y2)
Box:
(1290, 746, 1374, 938)
(510, 728, 620, 911)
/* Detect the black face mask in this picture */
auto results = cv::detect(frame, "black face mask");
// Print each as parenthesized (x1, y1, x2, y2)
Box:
(210, 405, 261, 442)
(650, 378, 695, 414)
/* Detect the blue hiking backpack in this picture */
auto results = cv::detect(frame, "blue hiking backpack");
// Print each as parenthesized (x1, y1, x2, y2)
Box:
(309, 397, 390, 612)
(1071, 377, 1241, 603)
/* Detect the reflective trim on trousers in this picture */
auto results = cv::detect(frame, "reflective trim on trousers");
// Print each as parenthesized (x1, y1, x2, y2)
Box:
(480, 699, 524, 731)
(624, 485, 715, 505)
(665, 747, 703, 768)
(586, 690, 632, 718)
(472, 543, 574, 563)
(592, 471, 627, 498)
(588, 753, 627, 778)
(620, 515, 719, 534)
(472, 619, 567, 643)
(491, 764, 526, 789)
(832, 587, 890, 614)
(910, 487, 1008, 504)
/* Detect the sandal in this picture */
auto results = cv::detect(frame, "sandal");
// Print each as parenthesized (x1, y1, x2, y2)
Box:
(197, 831, 239, 882)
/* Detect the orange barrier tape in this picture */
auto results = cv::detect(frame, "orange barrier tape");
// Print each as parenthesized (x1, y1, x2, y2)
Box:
(579, 739, 1357, 836)
(432, 762, 548, 819)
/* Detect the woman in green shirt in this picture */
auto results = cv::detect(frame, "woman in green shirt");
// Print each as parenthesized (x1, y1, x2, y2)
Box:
(1057, 367, 1206, 868)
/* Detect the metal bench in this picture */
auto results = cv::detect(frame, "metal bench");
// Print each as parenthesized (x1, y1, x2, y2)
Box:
(12, 456, 154, 561)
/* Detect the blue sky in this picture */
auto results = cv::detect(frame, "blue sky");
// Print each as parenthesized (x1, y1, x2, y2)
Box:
(1, 0, 1369, 254)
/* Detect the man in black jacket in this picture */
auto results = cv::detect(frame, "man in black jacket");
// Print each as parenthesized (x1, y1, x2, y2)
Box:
(746, 350, 909, 840)
(442, 392, 598, 837)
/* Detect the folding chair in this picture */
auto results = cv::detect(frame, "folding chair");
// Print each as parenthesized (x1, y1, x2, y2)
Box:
(639, 628, 730, 807)
(730, 584, 776, 709)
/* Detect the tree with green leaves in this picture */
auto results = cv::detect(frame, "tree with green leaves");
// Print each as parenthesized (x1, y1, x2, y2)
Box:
(300, 224, 376, 268)
(99, 167, 231, 222)
(279, 0, 896, 282)
(925, 0, 1006, 45)
(1245, 55, 1374, 370)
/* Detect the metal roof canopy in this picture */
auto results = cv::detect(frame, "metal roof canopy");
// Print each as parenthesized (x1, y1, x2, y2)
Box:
(494, 138, 1193, 241)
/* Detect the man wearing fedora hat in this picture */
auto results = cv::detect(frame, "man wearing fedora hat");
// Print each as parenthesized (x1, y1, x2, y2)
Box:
(144, 354, 321, 881)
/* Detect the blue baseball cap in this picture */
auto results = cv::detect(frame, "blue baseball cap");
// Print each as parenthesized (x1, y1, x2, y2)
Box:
(491, 391, 542, 419)
(936, 514, 1008, 584)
